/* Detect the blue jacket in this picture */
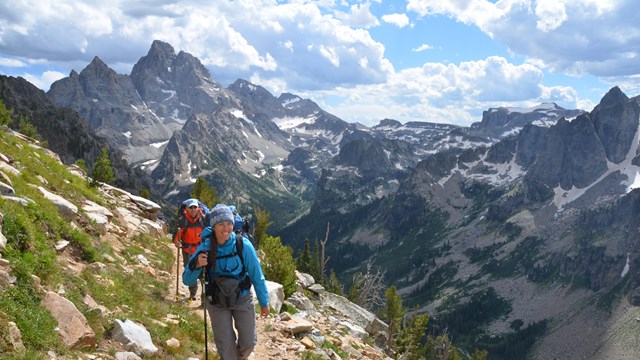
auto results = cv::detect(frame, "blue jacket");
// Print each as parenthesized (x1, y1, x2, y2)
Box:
(182, 227, 269, 307)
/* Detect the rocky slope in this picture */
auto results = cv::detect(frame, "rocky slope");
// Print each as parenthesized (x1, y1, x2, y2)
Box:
(0, 127, 391, 359)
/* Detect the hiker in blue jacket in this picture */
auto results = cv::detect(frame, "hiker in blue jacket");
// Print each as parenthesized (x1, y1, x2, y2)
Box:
(183, 203, 269, 360)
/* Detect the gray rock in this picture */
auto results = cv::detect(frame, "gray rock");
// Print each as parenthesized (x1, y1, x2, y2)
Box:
(112, 319, 158, 355)
(38, 186, 78, 219)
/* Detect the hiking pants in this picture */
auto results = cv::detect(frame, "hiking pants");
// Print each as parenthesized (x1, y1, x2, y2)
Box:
(206, 292, 256, 360)
(181, 247, 198, 298)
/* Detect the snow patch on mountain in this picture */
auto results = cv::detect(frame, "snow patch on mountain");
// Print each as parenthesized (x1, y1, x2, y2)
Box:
(272, 115, 316, 130)
(151, 140, 169, 148)
(493, 102, 559, 115)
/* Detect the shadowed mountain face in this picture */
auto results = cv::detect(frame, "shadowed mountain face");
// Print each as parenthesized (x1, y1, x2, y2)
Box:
(0, 75, 155, 195)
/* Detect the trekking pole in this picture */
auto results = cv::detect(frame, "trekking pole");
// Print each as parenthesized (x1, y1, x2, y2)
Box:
(200, 270, 209, 360)
(175, 246, 180, 302)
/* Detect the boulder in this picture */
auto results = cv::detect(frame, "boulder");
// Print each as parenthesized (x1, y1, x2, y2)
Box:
(41, 291, 96, 349)
(112, 319, 158, 355)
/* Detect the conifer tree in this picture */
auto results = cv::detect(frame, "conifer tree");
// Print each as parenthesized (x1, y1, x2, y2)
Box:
(0, 99, 12, 127)
(326, 269, 344, 296)
(139, 188, 150, 199)
(190, 177, 218, 208)
(91, 148, 116, 186)
(470, 348, 488, 360)
(385, 285, 406, 355)
(402, 312, 429, 360)
(253, 206, 271, 249)
(18, 115, 37, 138)
(295, 239, 313, 275)
(310, 239, 322, 281)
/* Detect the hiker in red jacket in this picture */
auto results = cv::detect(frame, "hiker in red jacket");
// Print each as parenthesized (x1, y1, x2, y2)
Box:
(174, 198, 206, 301)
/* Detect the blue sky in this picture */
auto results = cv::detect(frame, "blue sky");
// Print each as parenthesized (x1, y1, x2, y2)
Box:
(1, 0, 638, 127)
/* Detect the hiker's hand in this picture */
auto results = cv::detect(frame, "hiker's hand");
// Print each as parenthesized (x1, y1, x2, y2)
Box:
(196, 252, 208, 269)
(260, 306, 269, 318)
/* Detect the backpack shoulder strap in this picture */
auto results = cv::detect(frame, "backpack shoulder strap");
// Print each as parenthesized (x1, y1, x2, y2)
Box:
(236, 236, 245, 270)
(236, 236, 250, 288)
(206, 240, 217, 275)
(197, 210, 205, 228)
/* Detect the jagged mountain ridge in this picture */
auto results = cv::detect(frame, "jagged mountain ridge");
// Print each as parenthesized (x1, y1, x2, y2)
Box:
(48, 56, 177, 164)
(280, 86, 640, 359)
(43, 40, 578, 225)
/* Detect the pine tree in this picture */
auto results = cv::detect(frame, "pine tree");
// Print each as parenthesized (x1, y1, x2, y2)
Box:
(253, 206, 271, 250)
(385, 285, 406, 355)
(470, 348, 488, 360)
(403, 312, 429, 360)
(326, 269, 344, 296)
(139, 188, 150, 199)
(190, 177, 218, 208)
(76, 159, 88, 174)
(0, 99, 12, 127)
(295, 239, 313, 275)
(310, 239, 322, 281)
(18, 115, 37, 138)
(91, 148, 116, 186)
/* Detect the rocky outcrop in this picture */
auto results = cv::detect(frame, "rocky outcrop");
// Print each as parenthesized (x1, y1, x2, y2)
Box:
(257, 272, 391, 360)
(0, 127, 170, 355)
(526, 115, 609, 189)
(470, 102, 585, 139)
(591, 86, 640, 163)
(42, 291, 96, 349)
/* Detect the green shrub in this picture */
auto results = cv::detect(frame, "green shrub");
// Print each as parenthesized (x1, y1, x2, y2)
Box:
(260, 235, 297, 298)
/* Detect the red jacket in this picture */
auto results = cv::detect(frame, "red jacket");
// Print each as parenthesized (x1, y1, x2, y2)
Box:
(173, 209, 205, 255)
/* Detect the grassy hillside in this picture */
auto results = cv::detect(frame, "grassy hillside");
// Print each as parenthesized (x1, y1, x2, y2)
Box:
(0, 129, 211, 359)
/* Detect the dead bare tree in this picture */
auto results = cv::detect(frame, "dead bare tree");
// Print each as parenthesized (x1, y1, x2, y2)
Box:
(349, 259, 386, 311)
(320, 222, 331, 277)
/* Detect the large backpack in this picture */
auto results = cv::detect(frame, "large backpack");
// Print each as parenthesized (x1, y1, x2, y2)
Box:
(239, 217, 255, 246)
(228, 205, 255, 245)
(204, 236, 252, 308)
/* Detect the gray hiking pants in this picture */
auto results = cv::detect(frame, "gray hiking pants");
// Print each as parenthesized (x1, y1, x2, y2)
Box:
(181, 249, 198, 298)
(206, 292, 257, 360)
